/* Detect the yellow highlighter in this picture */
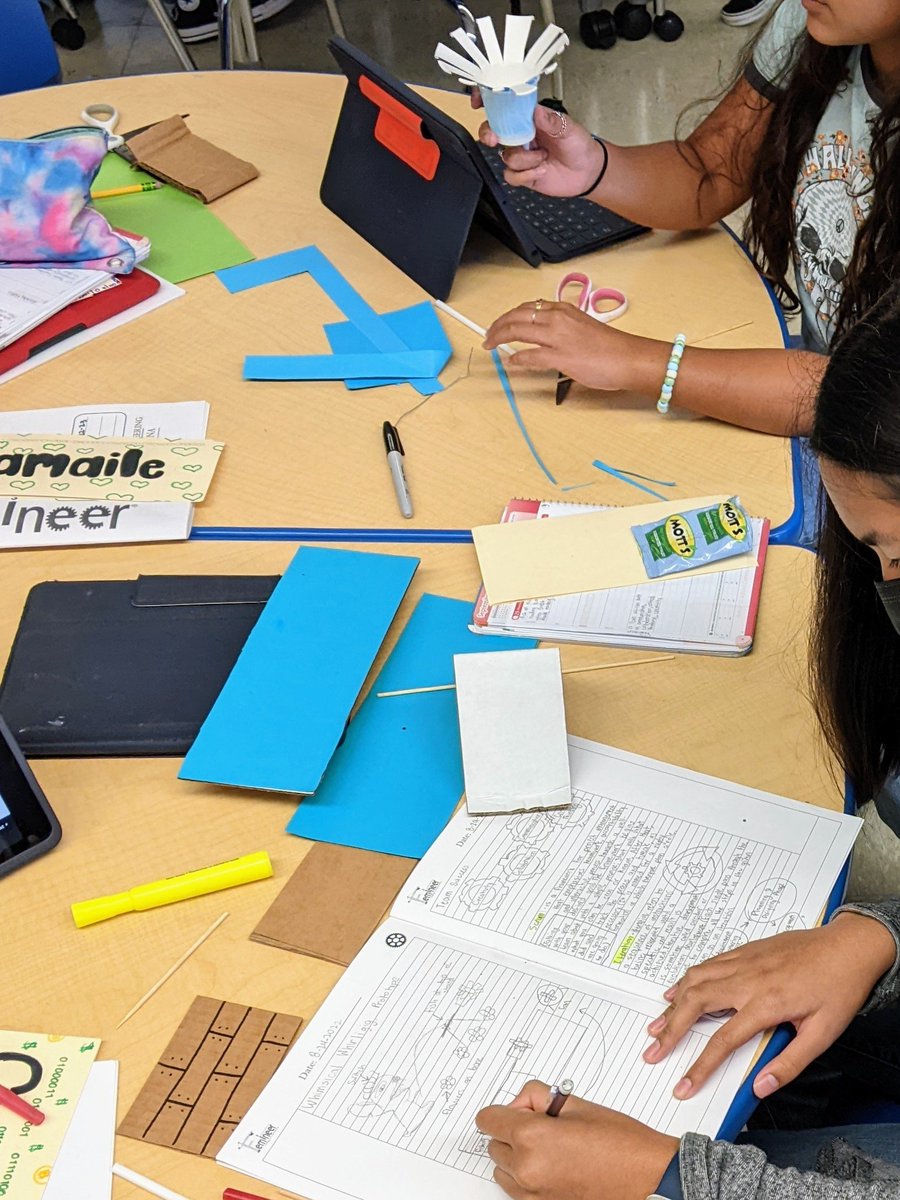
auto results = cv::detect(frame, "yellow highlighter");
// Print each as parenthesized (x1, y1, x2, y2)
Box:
(71, 850, 273, 928)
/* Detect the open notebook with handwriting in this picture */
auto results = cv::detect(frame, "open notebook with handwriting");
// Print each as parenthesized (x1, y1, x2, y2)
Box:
(218, 737, 858, 1200)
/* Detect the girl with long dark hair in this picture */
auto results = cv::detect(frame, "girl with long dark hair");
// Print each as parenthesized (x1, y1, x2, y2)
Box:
(481, 0, 900, 437)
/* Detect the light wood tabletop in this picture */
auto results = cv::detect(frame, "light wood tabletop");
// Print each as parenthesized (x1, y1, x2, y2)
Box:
(4, 540, 837, 1200)
(0, 71, 832, 1200)
(0, 72, 793, 532)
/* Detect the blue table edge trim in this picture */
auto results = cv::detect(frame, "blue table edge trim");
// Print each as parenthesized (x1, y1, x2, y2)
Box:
(717, 220, 791, 353)
(190, 527, 474, 543)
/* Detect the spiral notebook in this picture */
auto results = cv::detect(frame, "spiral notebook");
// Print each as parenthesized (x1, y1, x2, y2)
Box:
(471, 499, 769, 657)
(216, 736, 859, 1200)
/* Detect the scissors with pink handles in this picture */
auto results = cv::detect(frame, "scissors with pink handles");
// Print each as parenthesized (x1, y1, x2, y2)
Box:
(554, 272, 628, 403)
(555, 271, 628, 322)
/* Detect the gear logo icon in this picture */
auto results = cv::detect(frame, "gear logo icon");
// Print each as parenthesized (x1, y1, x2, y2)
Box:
(80, 504, 110, 529)
(46, 506, 75, 531)
(385, 932, 406, 948)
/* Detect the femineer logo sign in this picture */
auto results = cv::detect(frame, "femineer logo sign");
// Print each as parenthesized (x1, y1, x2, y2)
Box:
(0, 497, 193, 548)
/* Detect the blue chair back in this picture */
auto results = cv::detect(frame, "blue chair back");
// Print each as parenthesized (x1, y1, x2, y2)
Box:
(0, 0, 62, 96)
(769, 436, 823, 551)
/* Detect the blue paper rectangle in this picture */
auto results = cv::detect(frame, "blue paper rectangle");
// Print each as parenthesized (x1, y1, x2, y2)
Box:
(243, 350, 446, 381)
(179, 546, 419, 794)
(287, 594, 538, 858)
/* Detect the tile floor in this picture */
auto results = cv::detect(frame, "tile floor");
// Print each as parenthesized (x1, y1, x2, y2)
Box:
(46, 0, 759, 146)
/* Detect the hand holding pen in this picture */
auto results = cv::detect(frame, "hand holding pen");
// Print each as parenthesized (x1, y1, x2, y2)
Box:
(545, 1077, 573, 1116)
(475, 1080, 679, 1200)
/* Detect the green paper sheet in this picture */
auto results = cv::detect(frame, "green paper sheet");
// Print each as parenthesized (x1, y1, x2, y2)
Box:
(93, 155, 254, 284)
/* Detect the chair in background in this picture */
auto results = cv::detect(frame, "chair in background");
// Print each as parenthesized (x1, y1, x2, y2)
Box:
(144, 0, 263, 69)
(39, 0, 86, 50)
(578, 0, 684, 50)
(0, 0, 62, 95)
(145, 0, 344, 70)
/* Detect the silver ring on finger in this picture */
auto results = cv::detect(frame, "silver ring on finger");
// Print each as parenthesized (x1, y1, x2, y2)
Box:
(531, 297, 545, 324)
(497, 147, 506, 163)
(549, 111, 568, 138)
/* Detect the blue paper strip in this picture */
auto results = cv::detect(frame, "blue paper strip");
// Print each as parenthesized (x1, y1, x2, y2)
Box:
(179, 545, 419, 794)
(287, 593, 538, 858)
(217, 247, 405, 351)
(591, 459, 668, 500)
(244, 350, 447, 381)
(491, 350, 558, 486)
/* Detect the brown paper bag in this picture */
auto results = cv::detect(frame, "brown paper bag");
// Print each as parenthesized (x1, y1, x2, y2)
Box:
(126, 115, 258, 203)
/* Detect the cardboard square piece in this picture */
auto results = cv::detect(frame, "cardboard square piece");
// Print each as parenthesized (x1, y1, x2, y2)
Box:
(118, 996, 302, 1158)
(251, 842, 416, 966)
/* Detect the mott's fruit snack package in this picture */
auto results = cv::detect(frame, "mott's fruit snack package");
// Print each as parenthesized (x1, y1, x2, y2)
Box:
(632, 497, 753, 578)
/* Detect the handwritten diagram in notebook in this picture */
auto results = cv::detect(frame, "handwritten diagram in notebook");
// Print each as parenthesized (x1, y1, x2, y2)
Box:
(218, 738, 859, 1200)
(472, 499, 769, 656)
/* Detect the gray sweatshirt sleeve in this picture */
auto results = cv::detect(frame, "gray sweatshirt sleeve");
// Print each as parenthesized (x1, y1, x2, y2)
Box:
(829, 900, 900, 1013)
(679, 1133, 900, 1200)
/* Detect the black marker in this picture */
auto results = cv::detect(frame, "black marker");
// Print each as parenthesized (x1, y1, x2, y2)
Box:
(383, 421, 413, 519)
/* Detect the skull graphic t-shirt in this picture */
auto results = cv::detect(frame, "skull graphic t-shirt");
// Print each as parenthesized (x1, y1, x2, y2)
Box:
(744, 0, 880, 351)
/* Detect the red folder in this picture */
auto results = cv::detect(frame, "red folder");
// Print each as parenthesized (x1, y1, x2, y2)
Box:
(0, 268, 161, 375)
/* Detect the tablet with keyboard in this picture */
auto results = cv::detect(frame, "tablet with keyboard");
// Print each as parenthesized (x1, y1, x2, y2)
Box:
(321, 38, 648, 298)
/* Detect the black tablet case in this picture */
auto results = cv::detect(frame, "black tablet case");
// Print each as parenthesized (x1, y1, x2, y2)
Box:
(320, 37, 541, 300)
(0, 575, 278, 757)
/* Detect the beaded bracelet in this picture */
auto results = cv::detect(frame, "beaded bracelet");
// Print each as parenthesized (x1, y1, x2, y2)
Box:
(575, 136, 609, 198)
(656, 333, 687, 414)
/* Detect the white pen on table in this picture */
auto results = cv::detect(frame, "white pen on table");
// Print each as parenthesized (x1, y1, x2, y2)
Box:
(112, 1162, 193, 1200)
(433, 299, 515, 355)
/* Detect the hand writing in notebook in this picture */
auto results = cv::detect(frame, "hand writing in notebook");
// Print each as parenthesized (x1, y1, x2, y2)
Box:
(476, 1080, 678, 1200)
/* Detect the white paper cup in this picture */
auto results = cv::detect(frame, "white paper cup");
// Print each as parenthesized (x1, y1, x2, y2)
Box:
(481, 84, 539, 146)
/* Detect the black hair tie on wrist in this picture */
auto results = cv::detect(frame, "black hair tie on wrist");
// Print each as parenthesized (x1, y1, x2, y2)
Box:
(575, 136, 609, 199)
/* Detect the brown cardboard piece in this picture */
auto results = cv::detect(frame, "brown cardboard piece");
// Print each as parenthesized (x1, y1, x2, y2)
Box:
(118, 995, 302, 1158)
(251, 842, 415, 967)
(125, 115, 258, 203)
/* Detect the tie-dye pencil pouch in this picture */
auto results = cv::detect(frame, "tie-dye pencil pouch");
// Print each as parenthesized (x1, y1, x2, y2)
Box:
(0, 126, 135, 273)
